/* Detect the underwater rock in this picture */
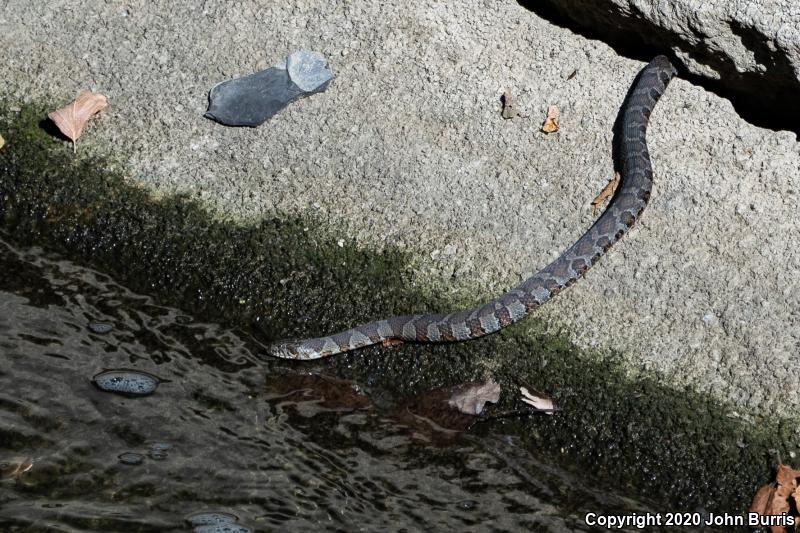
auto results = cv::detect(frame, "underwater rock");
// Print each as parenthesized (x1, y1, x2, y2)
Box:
(148, 442, 172, 460)
(205, 49, 333, 127)
(88, 322, 113, 334)
(92, 369, 160, 396)
(185, 511, 239, 527)
(117, 452, 144, 465)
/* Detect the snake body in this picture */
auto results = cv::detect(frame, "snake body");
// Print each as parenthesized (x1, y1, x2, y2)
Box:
(270, 56, 677, 360)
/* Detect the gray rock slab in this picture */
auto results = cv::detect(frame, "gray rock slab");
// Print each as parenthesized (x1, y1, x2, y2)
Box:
(1, 1, 799, 416)
(205, 50, 332, 127)
(533, 0, 800, 130)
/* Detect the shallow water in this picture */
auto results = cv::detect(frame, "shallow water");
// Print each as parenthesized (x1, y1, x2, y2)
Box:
(0, 236, 691, 532)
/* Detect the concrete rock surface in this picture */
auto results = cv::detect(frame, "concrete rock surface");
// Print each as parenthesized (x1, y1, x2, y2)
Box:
(0, 1, 799, 414)
(532, 0, 800, 130)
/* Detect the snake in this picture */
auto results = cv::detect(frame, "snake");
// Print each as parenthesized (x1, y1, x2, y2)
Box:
(269, 56, 677, 360)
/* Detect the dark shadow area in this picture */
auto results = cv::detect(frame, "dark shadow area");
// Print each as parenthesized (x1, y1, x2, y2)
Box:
(518, 0, 800, 137)
(38, 117, 71, 143)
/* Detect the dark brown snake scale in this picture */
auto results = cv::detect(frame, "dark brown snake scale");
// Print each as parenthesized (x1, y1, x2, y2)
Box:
(269, 56, 677, 360)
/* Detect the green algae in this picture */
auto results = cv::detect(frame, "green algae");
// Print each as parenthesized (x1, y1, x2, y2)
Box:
(0, 100, 794, 513)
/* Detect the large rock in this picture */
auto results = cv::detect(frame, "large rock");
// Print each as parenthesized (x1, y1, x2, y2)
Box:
(530, 0, 800, 131)
(2, 0, 800, 416)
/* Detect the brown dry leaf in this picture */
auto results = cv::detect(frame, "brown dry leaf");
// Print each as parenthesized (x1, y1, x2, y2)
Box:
(520, 386, 556, 414)
(770, 465, 800, 527)
(771, 482, 792, 516)
(775, 464, 800, 487)
(591, 172, 621, 215)
(541, 105, 559, 133)
(749, 483, 774, 515)
(0, 132, 5, 150)
(48, 90, 108, 153)
(748, 464, 800, 533)
(448, 379, 501, 415)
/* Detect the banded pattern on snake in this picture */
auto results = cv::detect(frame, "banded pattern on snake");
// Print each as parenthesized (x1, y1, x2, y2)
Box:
(270, 56, 677, 360)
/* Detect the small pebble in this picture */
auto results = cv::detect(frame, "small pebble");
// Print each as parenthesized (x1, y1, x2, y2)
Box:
(148, 442, 172, 460)
(148, 450, 168, 460)
(186, 511, 239, 527)
(88, 322, 113, 334)
(118, 452, 145, 465)
(458, 499, 478, 510)
(501, 89, 518, 119)
(92, 370, 160, 396)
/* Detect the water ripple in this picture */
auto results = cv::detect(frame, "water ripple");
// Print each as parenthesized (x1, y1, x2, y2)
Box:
(0, 236, 659, 532)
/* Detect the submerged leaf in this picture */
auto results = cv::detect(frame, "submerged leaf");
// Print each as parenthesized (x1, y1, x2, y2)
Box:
(448, 379, 501, 415)
(48, 90, 108, 152)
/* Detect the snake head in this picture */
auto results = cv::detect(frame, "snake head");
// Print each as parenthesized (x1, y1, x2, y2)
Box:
(267, 341, 321, 360)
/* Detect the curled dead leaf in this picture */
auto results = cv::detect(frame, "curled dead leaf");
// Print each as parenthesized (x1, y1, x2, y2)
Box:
(541, 105, 559, 133)
(48, 90, 108, 153)
(520, 386, 556, 414)
(0, 133, 5, 150)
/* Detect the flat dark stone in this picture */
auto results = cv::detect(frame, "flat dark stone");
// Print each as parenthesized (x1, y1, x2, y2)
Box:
(205, 50, 333, 127)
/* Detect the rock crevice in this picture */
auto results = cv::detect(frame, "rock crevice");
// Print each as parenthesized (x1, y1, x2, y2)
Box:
(524, 0, 800, 134)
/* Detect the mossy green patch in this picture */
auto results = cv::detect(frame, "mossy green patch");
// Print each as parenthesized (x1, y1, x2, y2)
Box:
(0, 102, 426, 339)
(0, 100, 793, 513)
